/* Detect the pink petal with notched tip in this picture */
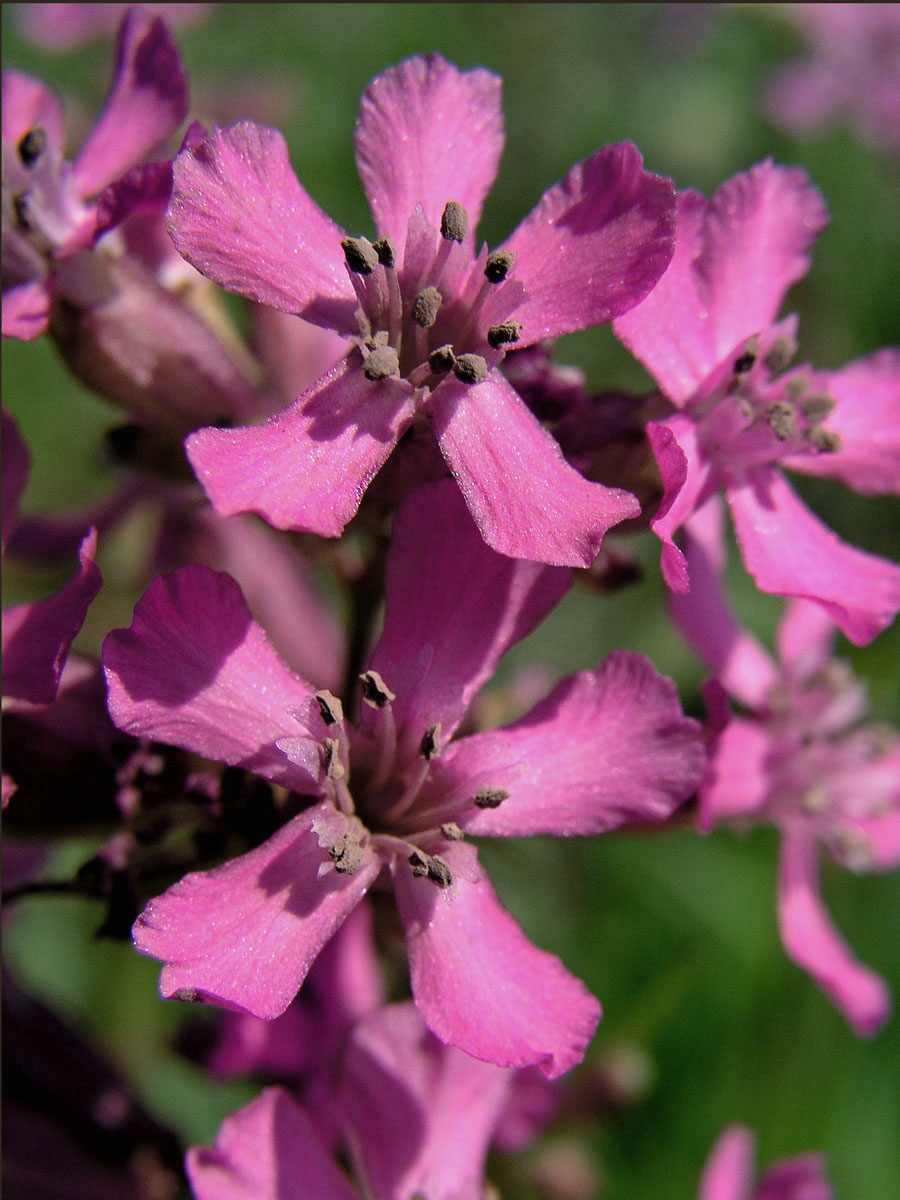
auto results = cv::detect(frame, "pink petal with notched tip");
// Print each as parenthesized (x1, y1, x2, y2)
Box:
(72, 9, 187, 198)
(167, 121, 358, 333)
(698, 1125, 755, 1200)
(134, 803, 381, 1020)
(341, 1002, 511, 1200)
(426, 652, 702, 838)
(500, 142, 676, 346)
(430, 370, 639, 566)
(2, 529, 102, 704)
(777, 829, 890, 1036)
(187, 1087, 360, 1200)
(391, 842, 600, 1078)
(782, 349, 900, 496)
(1, 279, 52, 341)
(364, 479, 569, 754)
(698, 717, 773, 831)
(726, 467, 900, 646)
(354, 53, 504, 248)
(186, 354, 416, 535)
(102, 565, 325, 792)
(646, 413, 714, 593)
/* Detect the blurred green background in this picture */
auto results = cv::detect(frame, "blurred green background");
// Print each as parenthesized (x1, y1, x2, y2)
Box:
(3, 5, 899, 1197)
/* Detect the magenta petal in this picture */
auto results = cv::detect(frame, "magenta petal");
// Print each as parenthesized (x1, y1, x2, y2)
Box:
(102, 566, 325, 791)
(72, 9, 187, 198)
(430, 371, 639, 566)
(187, 355, 415, 534)
(355, 54, 504, 245)
(93, 158, 173, 238)
(366, 479, 570, 749)
(774, 598, 837, 680)
(777, 830, 890, 1036)
(1, 279, 52, 341)
(167, 121, 357, 332)
(392, 844, 600, 1078)
(2, 529, 102, 704)
(500, 142, 676, 345)
(433, 652, 703, 837)
(134, 804, 380, 1019)
(699, 718, 773, 831)
(727, 468, 900, 645)
(755, 1155, 833, 1200)
(187, 1087, 359, 1200)
(1, 70, 65, 153)
(698, 1125, 755, 1200)
(341, 1002, 511, 1200)
(647, 414, 714, 592)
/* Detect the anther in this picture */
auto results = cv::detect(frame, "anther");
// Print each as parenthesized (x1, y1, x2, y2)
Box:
(784, 375, 810, 401)
(473, 786, 509, 809)
(440, 200, 468, 243)
(323, 738, 345, 779)
(419, 723, 442, 760)
(484, 250, 515, 283)
(808, 426, 841, 453)
(18, 126, 46, 167)
(363, 345, 400, 380)
(12, 192, 32, 231)
(341, 236, 379, 275)
(487, 321, 521, 348)
(766, 402, 797, 441)
(428, 345, 456, 374)
(426, 856, 453, 888)
(733, 338, 759, 375)
(800, 393, 836, 424)
(373, 235, 395, 267)
(409, 850, 430, 877)
(412, 286, 442, 328)
(330, 832, 363, 875)
(315, 690, 344, 726)
(453, 354, 488, 384)
(440, 822, 465, 841)
(764, 336, 797, 374)
(176, 988, 199, 1003)
(360, 670, 396, 708)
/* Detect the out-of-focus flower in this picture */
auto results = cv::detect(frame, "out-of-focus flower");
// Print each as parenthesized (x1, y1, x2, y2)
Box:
(766, 4, 900, 154)
(613, 161, 900, 645)
(103, 480, 704, 1076)
(698, 1124, 831, 1200)
(670, 499, 900, 1034)
(169, 53, 679, 565)
(17, 3, 214, 51)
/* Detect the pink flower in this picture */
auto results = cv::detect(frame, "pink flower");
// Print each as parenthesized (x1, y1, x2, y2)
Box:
(613, 161, 900, 645)
(17, 3, 214, 52)
(103, 480, 704, 1076)
(670, 500, 900, 1035)
(168, 53, 678, 566)
(698, 1125, 831, 1200)
(2, 7, 188, 340)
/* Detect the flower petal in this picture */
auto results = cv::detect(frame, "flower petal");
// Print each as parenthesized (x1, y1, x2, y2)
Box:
(187, 1087, 359, 1200)
(727, 468, 900, 645)
(777, 829, 890, 1036)
(167, 121, 358, 333)
(430, 371, 639, 566)
(755, 1155, 832, 1200)
(699, 718, 773, 831)
(500, 142, 676, 345)
(355, 53, 504, 246)
(427, 652, 703, 837)
(1, 70, 65, 154)
(365, 479, 569, 753)
(72, 9, 188, 198)
(1, 279, 52, 341)
(392, 843, 600, 1078)
(698, 1125, 755, 1200)
(186, 354, 416, 535)
(102, 565, 325, 791)
(646, 413, 714, 592)
(134, 804, 380, 1020)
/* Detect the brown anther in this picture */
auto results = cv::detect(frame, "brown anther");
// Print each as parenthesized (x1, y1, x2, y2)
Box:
(363, 345, 400, 380)
(426, 855, 453, 888)
(359, 670, 396, 708)
(373, 235, 396, 267)
(784, 375, 810, 401)
(428, 344, 456, 374)
(419, 723, 442, 760)
(808, 426, 842, 453)
(341, 236, 379, 274)
(412, 286, 442, 328)
(453, 353, 488, 384)
(733, 338, 759, 374)
(175, 988, 199, 1003)
(330, 833, 363, 875)
(766, 401, 797, 441)
(409, 850, 430, 877)
(322, 737, 345, 779)
(472, 786, 509, 809)
(763, 336, 797, 374)
(315, 690, 344, 726)
(800, 392, 836, 423)
(487, 321, 521, 348)
(484, 250, 515, 283)
(440, 200, 468, 242)
(12, 192, 32, 230)
(18, 126, 46, 167)
(440, 822, 465, 841)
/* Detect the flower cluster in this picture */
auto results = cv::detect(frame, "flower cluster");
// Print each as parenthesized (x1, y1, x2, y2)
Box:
(3, 8, 897, 1199)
